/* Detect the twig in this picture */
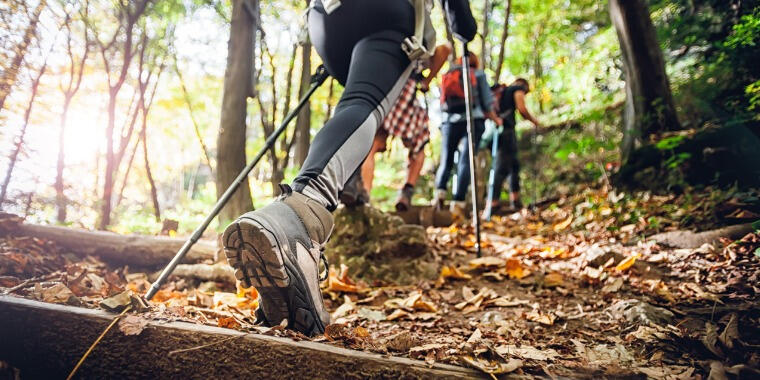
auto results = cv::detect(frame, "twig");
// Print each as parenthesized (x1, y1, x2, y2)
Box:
(167, 334, 245, 356)
(66, 305, 132, 380)
(3, 273, 60, 294)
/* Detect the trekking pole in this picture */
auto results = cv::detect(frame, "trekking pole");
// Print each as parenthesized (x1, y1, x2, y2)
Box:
(531, 121, 539, 212)
(145, 65, 330, 301)
(460, 45, 482, 257)
(484, 124, 499, 221)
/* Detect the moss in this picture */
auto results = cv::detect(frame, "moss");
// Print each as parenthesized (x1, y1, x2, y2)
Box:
(326, 206, 436, 285)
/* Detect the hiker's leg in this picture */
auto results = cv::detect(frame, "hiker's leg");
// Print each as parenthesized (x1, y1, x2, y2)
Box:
(435, 121, 465, 192)
(292, 31, 413, 209)
(406, 148, 425, 186)
(453, 119, 486, 201)
(504, 127, 521, 197)
(490, 127, 513, 206)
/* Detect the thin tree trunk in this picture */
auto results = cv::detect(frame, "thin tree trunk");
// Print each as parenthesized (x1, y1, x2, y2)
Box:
(493, 0, 512, 82)
(141, 121, 160, 221)
(480, 0, 491, 70)
(216, 0, 256, 223)
(175, 56, 213, 170)
(0, 61, 48, 205)
(609, 0, 681, 161)
(116, 136, 140, 207)
(55, 98, 71, 222)
(294, 41, 312, 167)
(0, 0, 46, 113)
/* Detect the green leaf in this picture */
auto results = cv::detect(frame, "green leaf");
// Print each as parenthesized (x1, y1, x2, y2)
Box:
(752, 219, 760, 231)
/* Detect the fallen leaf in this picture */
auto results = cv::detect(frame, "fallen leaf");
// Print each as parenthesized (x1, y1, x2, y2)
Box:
(525, 309, 556, 325)
(386, 309, 410, 321)
(615, 253, 640, 272)
(702, 322, 725, 358)
(331, 295, 356, 320)
(34, 282, 81, 306)
(357, 307, 386, 322)
(468, 256, 505, 269)
(435, 265, 472, 287)
(602, 277, 624, 293)
(383, 331, 418, 352)
(328, 264, 365, 293)
(217, 316, 240, 329)
(553, 215, 573, 232)
(543, 272, 564, 288)
(461, 356, 522, 375)
(505, 259, 528, 279)
(118, 315, 149, 336)
(495, 345, 560, 361)
(100, 290, 131, 311)
(718, 313, 739, 350)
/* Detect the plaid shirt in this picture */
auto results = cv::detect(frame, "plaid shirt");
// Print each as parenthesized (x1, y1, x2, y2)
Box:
(381, 78, 430, 154)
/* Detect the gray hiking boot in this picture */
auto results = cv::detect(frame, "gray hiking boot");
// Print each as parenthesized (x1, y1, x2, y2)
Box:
(222, 185, 333, 336)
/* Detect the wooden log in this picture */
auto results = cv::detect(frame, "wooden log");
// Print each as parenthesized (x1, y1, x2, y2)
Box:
(8, 223, 217, 267)
(649, 223, 754, 249)
(0, 295, 483, 379)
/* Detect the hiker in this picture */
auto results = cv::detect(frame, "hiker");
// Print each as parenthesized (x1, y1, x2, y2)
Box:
(343, 44, 451, 211)
(221, 0, 477, 336)
(432, 52, 501, 216)
(487, 78, 542, 212)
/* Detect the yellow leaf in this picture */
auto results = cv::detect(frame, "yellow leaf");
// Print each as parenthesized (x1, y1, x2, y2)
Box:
(436, 265, 472, 287)
(553, 215, 573, 232)
(615, 253, 640, 272)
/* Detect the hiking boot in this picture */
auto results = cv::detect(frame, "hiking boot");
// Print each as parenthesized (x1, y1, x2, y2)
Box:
(510, 199, 523, 210)
(395, 183, 415, 212)
(222, 185, 333, 336)
(340, 171, 369, 207)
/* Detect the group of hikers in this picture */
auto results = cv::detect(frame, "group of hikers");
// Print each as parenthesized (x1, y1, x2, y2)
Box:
(222, 0, 541, 336)
(341, 46, 542, 217)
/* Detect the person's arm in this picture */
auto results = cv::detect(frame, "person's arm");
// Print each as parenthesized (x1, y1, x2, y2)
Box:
(440, 0, 476, 42)
(476, 71, 502, 125)
(514, 90, 541, 127)
(419, 44, 452, 92)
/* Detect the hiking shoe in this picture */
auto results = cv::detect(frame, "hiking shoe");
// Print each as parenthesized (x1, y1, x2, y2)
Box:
(340, 171, 369, 207)
(510, 199, 524, 210)
(222, 185, 333, 336)
(395, 183, 415, 212)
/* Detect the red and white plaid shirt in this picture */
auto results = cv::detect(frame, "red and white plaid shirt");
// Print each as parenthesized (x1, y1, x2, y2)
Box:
(381, 78, 430, 154)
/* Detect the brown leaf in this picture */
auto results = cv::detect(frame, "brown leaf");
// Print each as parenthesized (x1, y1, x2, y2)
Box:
(217, 316, 240, 329)
(505, 259, 528, 279)
(525, 309, 556, 326)
(435, 265, 472, 287)
(543, 272, 564, 288)
(118, 315, 149, 336)
(718, 313, 739, 350)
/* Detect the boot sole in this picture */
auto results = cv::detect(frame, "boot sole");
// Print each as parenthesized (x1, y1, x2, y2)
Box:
(222, 215, 326, 336)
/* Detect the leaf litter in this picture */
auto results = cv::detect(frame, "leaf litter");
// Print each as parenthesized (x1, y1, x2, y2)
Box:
(2, 185, 760, 378)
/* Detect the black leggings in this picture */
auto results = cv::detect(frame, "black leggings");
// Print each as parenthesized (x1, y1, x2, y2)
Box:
(291, 0, 415, 210)
(491, 126, 520, 195)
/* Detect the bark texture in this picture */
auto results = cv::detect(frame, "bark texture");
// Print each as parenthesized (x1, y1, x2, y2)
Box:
(294, 41, 312, 167)
(609, 0, 681, 161)
(3, 223, 217, 267)
(0, 296, 481, 379)
(216, 0, 257, 224)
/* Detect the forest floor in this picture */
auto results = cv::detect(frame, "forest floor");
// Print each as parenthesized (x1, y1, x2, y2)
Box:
(1, 185, 759, 378)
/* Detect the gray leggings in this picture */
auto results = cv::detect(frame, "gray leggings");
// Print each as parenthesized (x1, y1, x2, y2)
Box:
(292, 0, 414, 210)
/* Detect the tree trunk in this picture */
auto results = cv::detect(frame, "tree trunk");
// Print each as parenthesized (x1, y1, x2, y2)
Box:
(0, 60, 47, 206)
(216, 0, 257, 223)
(609, 0, 681, 162)
(98, 92, 118, 229)
(0, 0, 46, 113)
(479, 0, 490, 70)
(141, 127, 161, 222)
(3, 223, 216, 266)
(294, 42, 312, 167)
(116, 136, 140, 207)
(54, 97, 72, 222)
(175, 58, 212, 171)
(493, 0, 512, 82)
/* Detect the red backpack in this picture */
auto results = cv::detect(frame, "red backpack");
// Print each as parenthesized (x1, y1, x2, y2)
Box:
(440, 65, 478, 113)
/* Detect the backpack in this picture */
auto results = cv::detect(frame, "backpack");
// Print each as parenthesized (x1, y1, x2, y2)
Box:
(491, 83, 526, 118)
(440, 65, 478, 113)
